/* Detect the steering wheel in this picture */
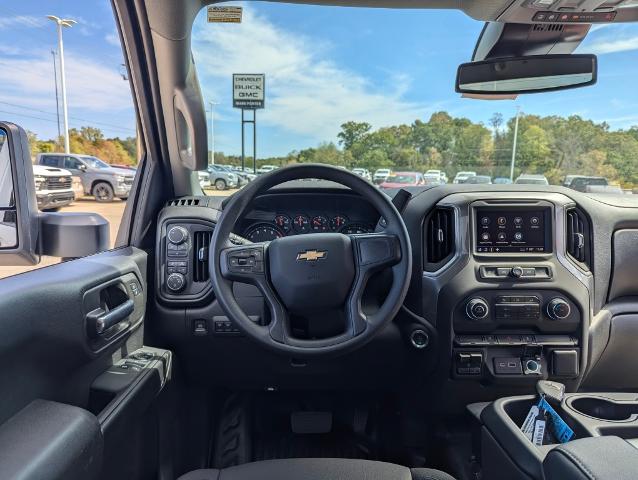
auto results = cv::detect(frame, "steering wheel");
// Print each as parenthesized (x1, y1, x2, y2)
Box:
(209, 164, 412, 357)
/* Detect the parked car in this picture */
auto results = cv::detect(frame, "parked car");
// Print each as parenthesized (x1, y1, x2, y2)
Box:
(36, 153, 135, 202)
(352, 168, 372, 181)
(566, 176, 609, 192)
(453, 171, 476, 183)
(493, 177, 512, 184)
(424, 173, 444, 185)
(257, 165, 278, 174)
(380, 172, 426, 189)
(514, 174, 549, 185)
(208, 164, 239, 190)
(373, 168, 391, 184)
(465, 175, 492, 184)
(198, 171, 211, 189)
(220, 164, 255, 183)
(425, 169, 447, 183)
(31, 164, 76, 211)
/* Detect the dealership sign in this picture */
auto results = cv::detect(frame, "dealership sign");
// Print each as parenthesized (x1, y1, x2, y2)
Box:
(233, 74, 265, 110)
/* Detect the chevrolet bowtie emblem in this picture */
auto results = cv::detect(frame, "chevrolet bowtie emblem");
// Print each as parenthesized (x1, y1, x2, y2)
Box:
(296, 250, 327, 262)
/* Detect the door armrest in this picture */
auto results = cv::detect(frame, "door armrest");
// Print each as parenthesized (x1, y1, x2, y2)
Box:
(0, 400, 103, 480)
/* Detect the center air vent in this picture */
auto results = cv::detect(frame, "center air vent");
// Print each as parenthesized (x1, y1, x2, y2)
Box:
(193, 230, 212, 282)
(566, 207, 591, 270)
(425, 207, 455, 271)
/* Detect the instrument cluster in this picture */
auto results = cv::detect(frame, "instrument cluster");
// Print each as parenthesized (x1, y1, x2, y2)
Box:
(243, 213, 374, 242)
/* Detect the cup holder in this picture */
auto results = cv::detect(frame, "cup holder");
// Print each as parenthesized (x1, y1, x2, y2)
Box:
(570, 397, 638, 421)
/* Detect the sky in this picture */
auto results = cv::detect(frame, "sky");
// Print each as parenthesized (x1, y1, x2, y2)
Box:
(1, 1, 638, 157)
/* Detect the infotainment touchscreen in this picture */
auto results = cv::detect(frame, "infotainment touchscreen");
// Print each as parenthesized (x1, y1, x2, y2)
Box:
(475, 208, 551, 253)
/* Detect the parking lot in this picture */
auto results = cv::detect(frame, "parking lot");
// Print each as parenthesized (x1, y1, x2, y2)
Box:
(0, 188, 237, 279)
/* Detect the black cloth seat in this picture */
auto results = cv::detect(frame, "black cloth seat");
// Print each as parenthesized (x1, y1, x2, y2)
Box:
(178, 458, 456, 480)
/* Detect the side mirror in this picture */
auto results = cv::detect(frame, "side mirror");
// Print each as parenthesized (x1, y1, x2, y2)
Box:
(0, 122, 110, 266)
(0, 123, 39, 264)
(78, 164, 87, 171)
(456, 54, 597, 95)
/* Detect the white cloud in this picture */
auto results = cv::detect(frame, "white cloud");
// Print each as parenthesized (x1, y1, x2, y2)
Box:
(585, 35, 638, 55)
(192, 7, 429, 142)
(0, 15, 47, 29)
(0, 51, 133, 113)
(105, 31, 121, 47)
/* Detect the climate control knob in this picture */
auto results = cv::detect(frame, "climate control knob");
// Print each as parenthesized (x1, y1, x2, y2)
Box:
(547, 298, 571, 320)
(167, 226, 189, 245)
(166, 273, 186, 292)
(466, 298, 489, 320)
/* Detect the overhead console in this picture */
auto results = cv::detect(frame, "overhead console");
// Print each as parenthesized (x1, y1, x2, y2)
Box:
(497, 0, 638, 24)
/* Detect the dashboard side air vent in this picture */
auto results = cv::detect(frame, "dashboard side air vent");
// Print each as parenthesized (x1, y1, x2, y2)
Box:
(193, 229, 212, 282)
(166, 197, 201, 207)
(425, 207, 455, 271)
(566, 207, 591, 270)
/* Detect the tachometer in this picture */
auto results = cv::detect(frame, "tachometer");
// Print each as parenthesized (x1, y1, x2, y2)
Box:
(311, 215, 329, 232)
(330, 215, 348, 231)
(292, 214, 310, 234)
(244, 224, 284, 242)
(274, 214, 292, 233)
(341, 223, 373, 234)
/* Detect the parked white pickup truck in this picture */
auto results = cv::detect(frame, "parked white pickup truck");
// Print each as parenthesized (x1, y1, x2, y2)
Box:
(32, 164, 75, 211)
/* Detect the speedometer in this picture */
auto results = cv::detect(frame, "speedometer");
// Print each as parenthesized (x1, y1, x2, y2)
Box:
(244, 224, 284, 242)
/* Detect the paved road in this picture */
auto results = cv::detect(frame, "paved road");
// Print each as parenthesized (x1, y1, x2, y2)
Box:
(0, 188, 237, 279)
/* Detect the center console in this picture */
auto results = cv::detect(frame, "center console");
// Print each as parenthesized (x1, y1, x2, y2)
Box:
(476, 391, 638, 479)
(431, 196, 591, 391)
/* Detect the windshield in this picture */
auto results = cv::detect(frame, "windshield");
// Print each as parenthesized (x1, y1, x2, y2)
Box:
(81, 156, 111, 169)
(192, 4, 638, 195)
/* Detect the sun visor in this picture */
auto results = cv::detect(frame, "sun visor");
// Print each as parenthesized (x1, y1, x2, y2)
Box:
(472, 21, 590, 61)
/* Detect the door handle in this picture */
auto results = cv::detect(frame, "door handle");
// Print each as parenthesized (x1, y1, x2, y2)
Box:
(88, 299, 134, 334)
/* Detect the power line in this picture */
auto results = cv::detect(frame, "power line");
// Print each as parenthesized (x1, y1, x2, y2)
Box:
(0, 100, 135, 134)
(0, 108, 134, 137)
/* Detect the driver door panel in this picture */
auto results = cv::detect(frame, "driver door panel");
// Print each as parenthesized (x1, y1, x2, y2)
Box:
(0, 247, 171, 480)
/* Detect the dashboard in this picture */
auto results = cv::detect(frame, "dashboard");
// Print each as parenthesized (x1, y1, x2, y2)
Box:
(150, 183, 638, 412)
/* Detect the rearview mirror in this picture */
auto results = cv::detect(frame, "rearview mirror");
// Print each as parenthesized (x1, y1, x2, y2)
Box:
(456, 54, 597, 95)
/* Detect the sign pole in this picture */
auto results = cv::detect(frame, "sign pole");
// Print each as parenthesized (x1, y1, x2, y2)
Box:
(241, 109, 245, 171)
(253, 109, 257, 174)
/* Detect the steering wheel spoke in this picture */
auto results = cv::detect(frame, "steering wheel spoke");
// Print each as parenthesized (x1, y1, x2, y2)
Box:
(346, 233, 402, 334)
(219, 242, 289, 344)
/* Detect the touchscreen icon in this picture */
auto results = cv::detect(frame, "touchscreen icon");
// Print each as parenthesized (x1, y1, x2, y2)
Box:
(497, 217, 507, 226)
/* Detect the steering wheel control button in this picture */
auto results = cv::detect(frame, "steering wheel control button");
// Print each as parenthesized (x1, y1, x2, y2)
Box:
(167, 225, 189, 244)
(466, 298, 489, 320)
(227, 247, 265, 274)
(410, 330, 430, 349)
(547, 298, 571, 320)
(166, 273, 185, 292)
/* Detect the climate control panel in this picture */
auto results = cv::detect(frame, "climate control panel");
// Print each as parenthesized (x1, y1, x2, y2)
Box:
(454, 290, 580, 334)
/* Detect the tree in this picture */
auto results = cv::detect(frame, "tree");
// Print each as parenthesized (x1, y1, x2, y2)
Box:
(489, 113, 503, 136)
(337, 122, 372, 150)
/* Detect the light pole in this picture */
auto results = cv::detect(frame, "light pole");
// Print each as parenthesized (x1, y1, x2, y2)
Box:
(50, 50, 61, 143)
(208, 101, 218, 166)
(47, 15, 76, 154)
(509, 105, 521, 182)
